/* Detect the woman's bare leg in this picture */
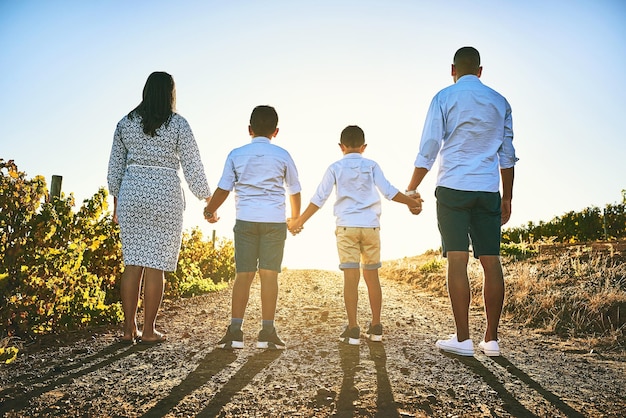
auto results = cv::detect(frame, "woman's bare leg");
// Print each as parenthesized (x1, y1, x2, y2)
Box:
(120, 265, 143, 340)
(141, 267, 166, 341)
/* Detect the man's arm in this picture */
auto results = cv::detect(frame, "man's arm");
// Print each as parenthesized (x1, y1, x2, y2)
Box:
(500, 167, 514, 225)
(407, 167, 429, 193)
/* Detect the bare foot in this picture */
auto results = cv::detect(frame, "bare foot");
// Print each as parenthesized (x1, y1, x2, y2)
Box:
(120, 329, 142, 343)
(140, 331, 167, 344)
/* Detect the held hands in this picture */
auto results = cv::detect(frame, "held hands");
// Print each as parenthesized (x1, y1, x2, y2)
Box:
(407, 191, 424, 215)
(287, 217, 304, 236)
(203, 205, 219, 223)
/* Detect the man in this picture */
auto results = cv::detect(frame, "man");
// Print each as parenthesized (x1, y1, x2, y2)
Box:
(407, 46, 517, 357)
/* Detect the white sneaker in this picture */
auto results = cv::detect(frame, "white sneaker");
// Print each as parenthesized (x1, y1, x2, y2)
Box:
(435, 334, 474, 356)
(479, 340, 500, 357)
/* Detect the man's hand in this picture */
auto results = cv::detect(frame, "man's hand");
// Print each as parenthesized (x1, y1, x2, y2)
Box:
(408, 192, 424, 215)
(501, 199, 512, 225)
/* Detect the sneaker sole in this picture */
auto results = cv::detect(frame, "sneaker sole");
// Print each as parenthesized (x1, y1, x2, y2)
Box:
(366, 334, 383, 342)
(339, 337, 360, 345)
(436, 342, 474, 356)
(479, 347, 500, 356)
(256, 341, 286, 350)
(217, 341, 244, 349)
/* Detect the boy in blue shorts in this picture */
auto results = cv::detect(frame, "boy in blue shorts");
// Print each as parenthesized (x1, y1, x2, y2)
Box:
(288, 125, 422, 345)
(205, 105, 301, 349)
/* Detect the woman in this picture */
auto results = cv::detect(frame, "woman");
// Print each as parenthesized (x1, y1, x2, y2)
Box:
(107, 72, 211, 343)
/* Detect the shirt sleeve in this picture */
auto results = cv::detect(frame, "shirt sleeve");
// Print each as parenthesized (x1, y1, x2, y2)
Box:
(310, 166, 336, 208)
(177, 116, 212, 200)
(498, 99, 518, 169)
(106, 121, 127, 198)
(414, 95, 444, 170)
(283, 152, 302, 195)
(216, 152, 237, 192)
(372, 162, 400, 200)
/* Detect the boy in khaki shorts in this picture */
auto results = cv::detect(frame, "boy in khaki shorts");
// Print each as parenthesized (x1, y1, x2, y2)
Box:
(288, 125, 422, 344)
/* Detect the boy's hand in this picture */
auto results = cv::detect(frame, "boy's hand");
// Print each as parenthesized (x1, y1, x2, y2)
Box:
(409, 205, 422, 215)
(287, 217, 303, 235)
(204, 206, 220, 223)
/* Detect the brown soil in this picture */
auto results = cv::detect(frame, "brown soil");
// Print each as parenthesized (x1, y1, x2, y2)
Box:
(1, 268, 625, 417)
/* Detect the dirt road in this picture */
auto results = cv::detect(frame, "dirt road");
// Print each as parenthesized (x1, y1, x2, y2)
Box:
(1, 269, 625, 417)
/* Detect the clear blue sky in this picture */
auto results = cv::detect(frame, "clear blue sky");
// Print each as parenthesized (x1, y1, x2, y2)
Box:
(2, 0, 625, 270)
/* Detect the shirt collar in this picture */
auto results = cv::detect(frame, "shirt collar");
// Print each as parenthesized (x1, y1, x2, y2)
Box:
(456, 74, 481, 83)
(251, 136, 271, 144)
(342, 153, 363, 159)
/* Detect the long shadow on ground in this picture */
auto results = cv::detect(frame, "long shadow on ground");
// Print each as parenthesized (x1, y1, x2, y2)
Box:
(456, 354, 584, 418)
(0, 342, 151, 416)
(367, 341, 400, 417)
(489, 356, 585, 418)
(195, 349, 283, 418)
(141, 348, 239, 418)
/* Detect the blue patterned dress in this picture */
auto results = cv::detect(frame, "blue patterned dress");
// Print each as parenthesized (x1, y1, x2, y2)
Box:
(107, 113, 211, 271)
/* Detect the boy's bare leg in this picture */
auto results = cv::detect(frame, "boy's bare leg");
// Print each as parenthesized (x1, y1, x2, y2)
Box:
(343, 268, 360, 328)
(479, 255, 504, 342)
(120, 265, 143, 340)
(362, 268, 382, 326)
(259, 269, 279, 321)
(446, 251, 471, 341)
(231, 271, 256, 319)
(141, 267, 165, 340)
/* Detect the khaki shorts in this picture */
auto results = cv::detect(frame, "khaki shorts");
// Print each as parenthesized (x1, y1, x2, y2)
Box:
(335, 226, 381, 270)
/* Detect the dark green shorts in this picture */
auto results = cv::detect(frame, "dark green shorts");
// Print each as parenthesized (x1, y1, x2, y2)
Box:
(233, 220, 287, 272)
(435, 186, 502, 258)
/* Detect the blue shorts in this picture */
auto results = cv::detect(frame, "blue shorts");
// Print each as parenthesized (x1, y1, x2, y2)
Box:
(435, 186, 502, 258)
(233, 220, 287, 272)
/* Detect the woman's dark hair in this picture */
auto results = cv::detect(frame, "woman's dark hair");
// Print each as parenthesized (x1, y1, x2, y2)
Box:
(129, 71, 176, 136)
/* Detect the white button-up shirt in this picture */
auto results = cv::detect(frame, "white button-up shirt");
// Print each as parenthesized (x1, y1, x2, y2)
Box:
(217, 137, 301, 223)
(310, 153, 399, 228)
(415, 75, 517, 192)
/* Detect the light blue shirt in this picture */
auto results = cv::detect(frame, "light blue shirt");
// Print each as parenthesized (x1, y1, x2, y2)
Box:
(217, 137, 301, 223)
(310, 153, 399, 228)
(414, 75, 517, 192)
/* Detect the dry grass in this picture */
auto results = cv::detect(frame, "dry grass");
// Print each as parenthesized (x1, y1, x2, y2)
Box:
(380, 242, 626, 350)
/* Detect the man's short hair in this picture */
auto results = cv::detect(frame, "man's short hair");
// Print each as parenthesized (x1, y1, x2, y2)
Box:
(340, 125, 365, 148)
(453, 46, 481, 74)
(250, 105, 278, 137)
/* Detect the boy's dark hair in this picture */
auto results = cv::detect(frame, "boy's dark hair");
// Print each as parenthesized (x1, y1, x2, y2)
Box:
(453, 46, 481, 75)
(340, 125, 365, 148)
(250, 105, 278, 137)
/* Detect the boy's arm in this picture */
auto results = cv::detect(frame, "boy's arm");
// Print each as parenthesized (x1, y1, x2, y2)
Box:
(289, 192, 301, 220)
(204, 187, 230, 223)
(392, 191, 423, 215)
(288, 202, 320, 234)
